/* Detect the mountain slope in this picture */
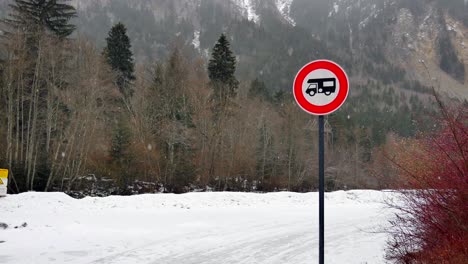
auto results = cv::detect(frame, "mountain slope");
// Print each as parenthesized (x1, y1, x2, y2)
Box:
(1, 0, 466, 98)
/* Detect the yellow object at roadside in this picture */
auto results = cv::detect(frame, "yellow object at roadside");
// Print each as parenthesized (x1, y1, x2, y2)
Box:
(0, 168, 8, 196)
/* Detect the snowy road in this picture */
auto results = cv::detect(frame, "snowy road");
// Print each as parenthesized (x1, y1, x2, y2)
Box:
(0, 191, 395, 264)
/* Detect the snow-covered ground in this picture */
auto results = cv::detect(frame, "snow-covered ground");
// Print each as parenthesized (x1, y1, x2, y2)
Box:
(0, 190, 396, 264)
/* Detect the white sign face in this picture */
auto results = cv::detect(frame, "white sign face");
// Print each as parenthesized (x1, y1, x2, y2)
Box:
(294, 60, 349, 116)
(302, 69, 340, 106)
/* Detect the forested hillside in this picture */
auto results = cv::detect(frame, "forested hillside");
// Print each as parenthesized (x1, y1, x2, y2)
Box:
(0, 0, 466, 195)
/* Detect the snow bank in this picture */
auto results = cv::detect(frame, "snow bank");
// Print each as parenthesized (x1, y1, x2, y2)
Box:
(0, 190, 396, 264)
(1, 190, 393, 211)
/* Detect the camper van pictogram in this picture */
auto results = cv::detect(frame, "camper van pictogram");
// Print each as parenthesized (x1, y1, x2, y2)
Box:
(306, 78, 337, 97)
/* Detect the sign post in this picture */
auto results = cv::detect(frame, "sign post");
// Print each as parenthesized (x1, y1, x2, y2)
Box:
(318, 115, 325, 263)
(293, 60, 349, 264)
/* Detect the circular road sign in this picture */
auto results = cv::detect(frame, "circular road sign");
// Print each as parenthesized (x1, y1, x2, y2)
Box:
(293, 60, 349, 116)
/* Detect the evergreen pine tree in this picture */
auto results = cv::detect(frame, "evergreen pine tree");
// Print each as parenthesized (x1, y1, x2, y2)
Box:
(207, 34, 239, 103)
(104, 23, 136, 98)
(110, 117, 133, 192)
(249, 78, 270, 101)
(4, 0, 76, 38)
(1, 0, 76, 192)
(111, 119, 131, 164)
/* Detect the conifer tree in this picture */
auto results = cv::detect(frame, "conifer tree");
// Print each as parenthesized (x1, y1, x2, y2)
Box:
(207, 34, 239, 103)
(111, 120, 131, 164)
(0, 0, 76, 192)
(249, 78, 270, 101)
(104, 22, 136, 98)
(4, 0, 76, 38)
(110, 117, 134, 192)
(206, 34, 239, 183)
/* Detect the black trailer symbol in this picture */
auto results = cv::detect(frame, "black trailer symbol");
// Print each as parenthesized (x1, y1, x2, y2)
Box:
(306, 78, 337, 97)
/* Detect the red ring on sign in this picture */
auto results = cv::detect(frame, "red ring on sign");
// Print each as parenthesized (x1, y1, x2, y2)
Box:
(293, 60, 349, 116)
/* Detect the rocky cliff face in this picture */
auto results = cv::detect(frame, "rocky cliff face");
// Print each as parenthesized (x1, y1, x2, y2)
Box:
(387, 5, 467, 97)
(291, 0, 467, 96)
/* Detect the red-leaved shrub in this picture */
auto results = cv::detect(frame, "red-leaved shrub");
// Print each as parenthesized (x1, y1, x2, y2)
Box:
(386, 101, 467, 263)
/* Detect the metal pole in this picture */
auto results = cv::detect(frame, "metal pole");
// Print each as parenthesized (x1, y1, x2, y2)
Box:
(318, 115, 325, 264)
